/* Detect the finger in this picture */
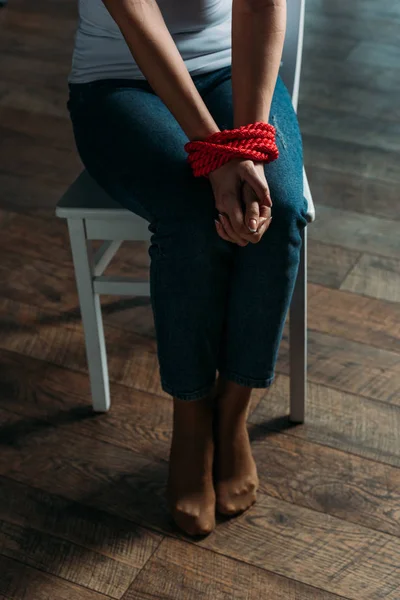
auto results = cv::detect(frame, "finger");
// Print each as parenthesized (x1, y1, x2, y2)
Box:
(215, 219, 231, 242)
(241, 162, 272, 207)
(225, 203, 249, 241)
(215, 218, 241, 245)
(218, 214, 248, 246)
(242, 182, 260, 232)
(246, 216, 273, 244)
(259, 203, 272, 220)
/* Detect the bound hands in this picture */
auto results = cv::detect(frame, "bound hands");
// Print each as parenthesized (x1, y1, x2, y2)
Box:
(208, 158, 273, 247)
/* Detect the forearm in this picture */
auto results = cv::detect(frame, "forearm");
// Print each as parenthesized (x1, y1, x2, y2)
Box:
(101, 0, 220, 141)
(232, 0, 286, 127)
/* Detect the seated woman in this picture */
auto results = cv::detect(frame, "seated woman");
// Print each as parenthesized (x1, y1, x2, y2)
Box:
(67, 0, 308, 537)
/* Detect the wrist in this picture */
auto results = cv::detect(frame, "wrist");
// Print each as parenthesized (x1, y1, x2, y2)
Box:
(185, 121, 278, 178)
(187, 122, 220, 142)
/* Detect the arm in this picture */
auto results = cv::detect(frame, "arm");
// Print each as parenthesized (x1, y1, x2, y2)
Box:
(232, 0, 286, 127)
(101, 0, 220, 141)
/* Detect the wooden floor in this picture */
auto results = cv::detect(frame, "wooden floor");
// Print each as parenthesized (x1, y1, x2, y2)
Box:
(1, 0, 400, 598)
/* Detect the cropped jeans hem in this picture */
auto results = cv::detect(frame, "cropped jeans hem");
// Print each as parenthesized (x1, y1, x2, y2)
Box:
(219, 370, 275, 389)
(161, 378, 217, 401)
(161, 371, 275, 401)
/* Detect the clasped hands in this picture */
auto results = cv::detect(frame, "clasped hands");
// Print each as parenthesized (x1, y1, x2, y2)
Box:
(208, 157, 272, 247)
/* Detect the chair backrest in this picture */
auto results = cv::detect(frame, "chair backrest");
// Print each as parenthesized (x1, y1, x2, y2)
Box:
(280, 0, 305, 112)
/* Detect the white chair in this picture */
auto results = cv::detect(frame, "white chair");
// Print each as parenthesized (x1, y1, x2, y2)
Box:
(56, 0, 315, 422)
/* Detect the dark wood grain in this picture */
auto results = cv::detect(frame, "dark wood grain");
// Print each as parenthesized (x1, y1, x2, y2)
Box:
(340, 253, 400, 303)
(199, 492, 400, 600)
(0, 519, 139, 598)
(124, 536, 345, 600)
(305, 165, 400, 221)
(308, 205, 400, 258)
(278, 328, 400, 405)
(306, 283, 400, 354)
(307, 240, 361, 288)
(0, 554, 111, 600)
(0, 476, 162, 567)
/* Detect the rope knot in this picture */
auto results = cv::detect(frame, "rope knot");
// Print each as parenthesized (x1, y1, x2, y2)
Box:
(184, 121, 279, 177)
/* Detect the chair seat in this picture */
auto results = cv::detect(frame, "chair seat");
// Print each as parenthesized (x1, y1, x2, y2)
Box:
(56, 169, 315, 223)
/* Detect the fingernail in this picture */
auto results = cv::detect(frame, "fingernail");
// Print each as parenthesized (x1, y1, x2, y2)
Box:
(249, 219, 257, 231)
(214, 219, 220, 227)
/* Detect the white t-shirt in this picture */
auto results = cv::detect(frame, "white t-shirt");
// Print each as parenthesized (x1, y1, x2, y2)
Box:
(68, 0, 233, 83)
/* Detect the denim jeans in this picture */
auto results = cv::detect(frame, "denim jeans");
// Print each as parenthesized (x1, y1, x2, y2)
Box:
(67, 64, 308, 401)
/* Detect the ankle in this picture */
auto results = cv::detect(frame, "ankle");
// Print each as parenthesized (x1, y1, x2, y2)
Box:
(173, 394, 214, 428)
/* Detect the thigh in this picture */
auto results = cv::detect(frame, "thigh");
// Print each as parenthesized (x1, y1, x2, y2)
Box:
(67, 79, 215, 225)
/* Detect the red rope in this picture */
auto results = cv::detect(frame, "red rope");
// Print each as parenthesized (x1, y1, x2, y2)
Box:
(184, 121, 279, 178)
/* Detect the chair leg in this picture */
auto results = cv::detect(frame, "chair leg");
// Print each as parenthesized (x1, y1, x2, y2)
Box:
(67, 219, 110, 412)
(289, 225, 307, 423)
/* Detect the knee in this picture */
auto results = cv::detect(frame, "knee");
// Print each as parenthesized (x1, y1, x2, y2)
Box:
(270, 189, 308, 237)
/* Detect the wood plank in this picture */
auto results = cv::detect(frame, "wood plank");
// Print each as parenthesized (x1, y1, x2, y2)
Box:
(278, 328, 400, 405)
(340, 254, 400, 304)
(0, 81, 70, 119)
(125, 536, 345, 600)
(2, 346, 399, 539)
(300, 105, 400, 153)
(199, 492, 400, 600)
(302, 30, 357, 61)
(0, 107, 75, 145)
(2, 369, 400, 538)
(308, 205, 400, 259)
(307, 283, 400, 354)
(301, 56, 400, 95)
(249, 373, 400, 469)
(0, 8, 76, 39)
(0, 208, 15, 229)
(305, 165, 400, 221)
(0, 213, 73, 265)
(0, 28, 74, 62)
(301, 79, 400, 123)
(0, 249, 79, 312)
(0, 173, 65, 217)
(0, 519, 140, 598)
(0, 128, 80, 186)
(347, 41, 400, 69)
(305, 0, 400, 20)
(0, 348, 172, 460)
(303, 134, 400, 184)
(0, 476, 162, 566)
(307, 240, 361, 288)
(0, 554, 111, 600)
(6, 401, 396, 600)
(304, 11, 400, 44)
(0, 409, 172, 535)
(0, 55, 70, 89)
(0, 295, 163, 397)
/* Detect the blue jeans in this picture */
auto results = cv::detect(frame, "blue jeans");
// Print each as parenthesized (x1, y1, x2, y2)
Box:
(67, 64, 308, 401)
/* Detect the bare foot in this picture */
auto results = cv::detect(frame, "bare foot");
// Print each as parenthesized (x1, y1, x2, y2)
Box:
(214, 379, 259, 516)
(166, 390, 217, 536)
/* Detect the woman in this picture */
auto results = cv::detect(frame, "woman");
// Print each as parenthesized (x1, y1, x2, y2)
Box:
(67, 0, 308, 537)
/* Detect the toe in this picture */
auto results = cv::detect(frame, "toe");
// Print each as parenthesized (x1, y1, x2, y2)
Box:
(172, 505, 215, 536)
